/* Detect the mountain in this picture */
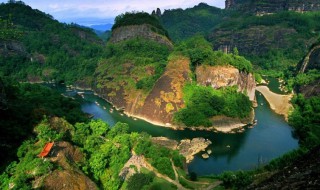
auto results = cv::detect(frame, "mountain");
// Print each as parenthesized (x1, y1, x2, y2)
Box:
(0, 2, 104, 86)
(95, 12, 255, 130)
(160, 3, 223, 41)
(1, 1, 320, 189)
(160, 2, 320, 72)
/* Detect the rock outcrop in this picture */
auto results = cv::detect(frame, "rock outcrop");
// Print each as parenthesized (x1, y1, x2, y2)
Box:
(96, 56, 191, 126)
(298, 44, 320, 97)
(135, 57, 191, 125)
(248, 145, 320, 189)
(151, 137, 212, 163)
(210, 26, 299, 59)
(196, 65, 256, 102)
(109, 24, 173, 48)
(40, 141, 98, 190)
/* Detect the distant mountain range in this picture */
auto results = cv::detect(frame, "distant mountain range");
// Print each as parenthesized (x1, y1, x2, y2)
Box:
(89, 23, 113, 31)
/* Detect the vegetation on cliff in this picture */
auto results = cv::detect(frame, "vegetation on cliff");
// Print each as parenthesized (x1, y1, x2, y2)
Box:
(0, 117, 187, 189)
(174, 84, 252, 127)
(112, 12, 169, 38)
(209, 11, 320, 72)
(0, 79, 87, 170)
(175, 35, 253, 72)
(160, 3, 320, 74)
(95, 37, 170, 106)
(2, 1, 320, 189)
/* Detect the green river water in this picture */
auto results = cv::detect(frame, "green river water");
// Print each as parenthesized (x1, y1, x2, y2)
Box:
(50, 78, 298, 176)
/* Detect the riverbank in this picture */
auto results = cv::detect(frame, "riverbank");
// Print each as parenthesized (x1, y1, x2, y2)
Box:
(151, 137, 212, 163)
(256, 85, 293, 120)
(63, 85, 254, 133)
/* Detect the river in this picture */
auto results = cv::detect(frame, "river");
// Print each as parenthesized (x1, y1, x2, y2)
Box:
(49, 80, 298, 176)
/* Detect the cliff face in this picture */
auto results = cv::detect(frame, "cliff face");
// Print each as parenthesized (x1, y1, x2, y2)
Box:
(109, 24, 173, 48)
(210, 25, 299, 56)
(248, 145, 320, 189)
(196, 65, 256, 101)
(225, 0, 320, 13)
(136, 57, 191, 124)
(298, 44, 320, 97)
(96, 56, 191, 125)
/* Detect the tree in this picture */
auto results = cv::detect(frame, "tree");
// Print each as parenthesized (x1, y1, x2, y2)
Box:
(0, 15, 22, 54)
(127, 173, 154, 190)
(233, 47, 239, 56)
(189, 172, 197, 181)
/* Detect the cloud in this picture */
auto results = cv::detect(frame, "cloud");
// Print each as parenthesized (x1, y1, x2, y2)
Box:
(0, 0, 225, 25)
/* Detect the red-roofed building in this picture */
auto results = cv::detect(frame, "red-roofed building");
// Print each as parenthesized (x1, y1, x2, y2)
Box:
(38, 142, 54, 158)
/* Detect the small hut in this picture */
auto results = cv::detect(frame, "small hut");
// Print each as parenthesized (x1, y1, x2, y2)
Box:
(38, 142, 54, 158)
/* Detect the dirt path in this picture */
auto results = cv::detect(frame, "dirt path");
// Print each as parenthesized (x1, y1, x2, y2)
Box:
(256, 86, 293, 120)
(143, 158, 187, 190)
(171, 159, 180, 184)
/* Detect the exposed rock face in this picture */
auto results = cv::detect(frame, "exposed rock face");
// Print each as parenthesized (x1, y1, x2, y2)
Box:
(96, 56, 191, 126)
(0, 41, 27, 56)
(225, 0, 236, 9)
(151, 137, 212, 163)
(136, 57, 191, 125)
(299, 79, 320, 98)
(210, 26, 299, 58)
(109, 24, 173, 48)
(119, 154, 149, 181)
(43, 170, 97, 190)
(42, 141, 98, 190)
(196, 65, 256, 101)
(299, 45, 320, 73)
(248, 145, 320, 189)
(298, 44, 320, 97)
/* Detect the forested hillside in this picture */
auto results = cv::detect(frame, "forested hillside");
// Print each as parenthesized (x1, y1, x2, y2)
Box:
(0, 2, 104, 85)
(0, 79, 88, 170)
(160, 3, 320, 73)
(160, 3, 223, 41)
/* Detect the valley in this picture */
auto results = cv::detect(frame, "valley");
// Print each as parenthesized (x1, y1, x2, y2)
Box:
(1, 0, 320, 189)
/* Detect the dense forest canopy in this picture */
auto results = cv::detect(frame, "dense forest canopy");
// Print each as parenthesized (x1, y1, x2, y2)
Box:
(0, 2, 104, 85)
(0, 78, 88, 170)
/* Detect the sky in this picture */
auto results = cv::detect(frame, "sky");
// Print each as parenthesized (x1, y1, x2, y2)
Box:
(0, 0, 225, 26)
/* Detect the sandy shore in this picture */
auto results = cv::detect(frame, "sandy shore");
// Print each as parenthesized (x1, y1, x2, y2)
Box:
(256, 86, 293, 120)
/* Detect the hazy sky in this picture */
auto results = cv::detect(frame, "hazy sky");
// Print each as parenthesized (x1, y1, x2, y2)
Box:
(0, 0, 225, 25)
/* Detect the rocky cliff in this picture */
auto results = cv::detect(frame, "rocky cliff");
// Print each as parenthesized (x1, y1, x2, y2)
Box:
(248, 145, 320, 189)
(95, 56, 191, 126)
(196, 65, 256, 102)
(298, 43, 320, 97)
(210, 25, 299, 57)
(109, 24, 173, 48)
(135, 56, 191, 125)
(225, 0, 320, 13)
